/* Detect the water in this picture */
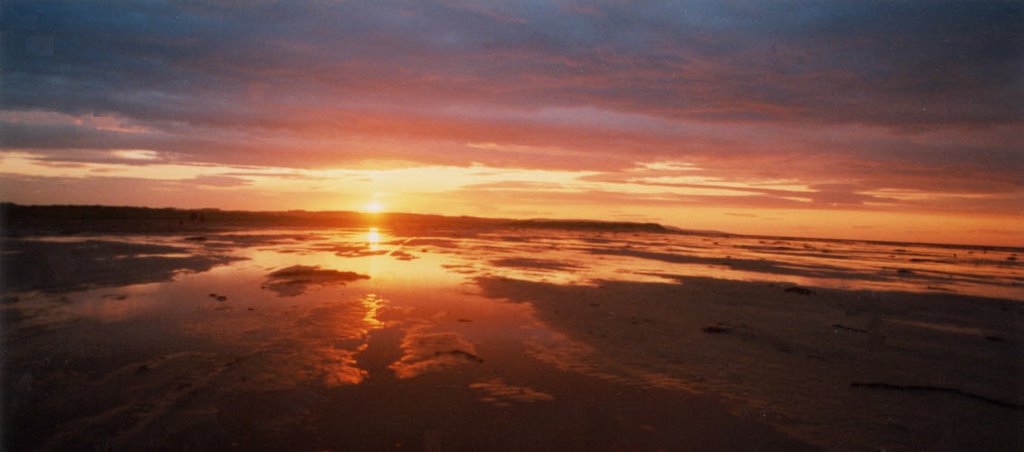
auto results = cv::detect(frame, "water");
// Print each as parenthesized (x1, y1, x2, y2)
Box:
(3, 228, 1021, 449)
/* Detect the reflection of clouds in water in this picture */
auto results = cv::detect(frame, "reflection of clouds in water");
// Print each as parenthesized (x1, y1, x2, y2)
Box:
(7, 283, 167, 330)
(8, 228, 1023, 451)
(10, 228, 1024, 451)
(182, 294, 390, 389)
(330, 245, 389, 257)
(469, 378, 553, 407)
(490, 257, 581, 271)
(401, 238, 461, 249)
(283, 302, 379, 386)
(441, 263, 478, 275)
(474, 231, 1024, 299)
(389, 324, 483, 379)
(229, 346, 367, 390)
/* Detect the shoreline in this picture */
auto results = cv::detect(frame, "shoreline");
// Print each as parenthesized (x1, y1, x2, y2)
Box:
(4, 203, 1022, 253)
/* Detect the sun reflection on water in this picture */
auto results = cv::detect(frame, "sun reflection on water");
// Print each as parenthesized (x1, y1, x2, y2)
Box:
(367, 227, 381, 251)
(360, 293, 386, 329)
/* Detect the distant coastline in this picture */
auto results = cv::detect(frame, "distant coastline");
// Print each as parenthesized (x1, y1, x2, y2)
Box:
(2, 202, 1021, 252)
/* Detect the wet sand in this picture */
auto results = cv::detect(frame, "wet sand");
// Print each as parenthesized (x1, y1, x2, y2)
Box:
(2, 224, 1022, 450)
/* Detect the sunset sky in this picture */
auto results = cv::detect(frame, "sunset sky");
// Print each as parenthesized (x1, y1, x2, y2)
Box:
(1, 1, 1021, 245)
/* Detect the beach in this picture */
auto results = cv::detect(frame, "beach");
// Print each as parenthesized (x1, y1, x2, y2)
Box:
(2, 218, 1022, 450)
(4, 1, 1021, 449)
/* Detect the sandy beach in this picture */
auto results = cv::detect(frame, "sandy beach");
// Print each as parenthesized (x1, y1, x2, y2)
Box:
(2, 215, 1021, 450)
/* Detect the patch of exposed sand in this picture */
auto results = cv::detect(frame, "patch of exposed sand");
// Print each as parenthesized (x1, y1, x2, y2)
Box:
(263, 265, 370, 297)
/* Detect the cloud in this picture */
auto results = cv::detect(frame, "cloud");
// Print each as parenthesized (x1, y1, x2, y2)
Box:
(188, 175, 250, 187)
(0, 0, 1021, 232)
(4, 2, 1020, 126)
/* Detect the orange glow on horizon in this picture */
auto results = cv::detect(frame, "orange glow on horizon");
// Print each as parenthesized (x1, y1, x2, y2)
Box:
(0, 152, 1020, 247)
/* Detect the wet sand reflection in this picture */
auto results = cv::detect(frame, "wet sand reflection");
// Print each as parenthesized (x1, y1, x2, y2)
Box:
(2, 227, 1021, 450)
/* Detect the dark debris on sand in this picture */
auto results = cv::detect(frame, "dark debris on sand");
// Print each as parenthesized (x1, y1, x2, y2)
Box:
(832, 324, 867, 334)
(702, 325, 733, 334)
(434, 349, 484, 363)
(784, 286, 815, 295)
(851, 382, 1023, 410)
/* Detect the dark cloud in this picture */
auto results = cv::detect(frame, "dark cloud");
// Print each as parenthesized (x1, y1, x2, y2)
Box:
(4, 1, 1019, 126)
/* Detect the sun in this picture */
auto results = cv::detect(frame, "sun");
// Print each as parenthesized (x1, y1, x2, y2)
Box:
(362, 201, 384, 213)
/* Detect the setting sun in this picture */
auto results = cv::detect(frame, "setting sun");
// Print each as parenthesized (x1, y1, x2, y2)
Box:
(362, 201, 384, 213)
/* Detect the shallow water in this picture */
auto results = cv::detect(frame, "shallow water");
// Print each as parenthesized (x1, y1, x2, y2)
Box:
(3, 228, 1022, 449)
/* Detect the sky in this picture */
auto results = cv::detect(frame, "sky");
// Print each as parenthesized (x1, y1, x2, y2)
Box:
(1, 1, 1021, 246)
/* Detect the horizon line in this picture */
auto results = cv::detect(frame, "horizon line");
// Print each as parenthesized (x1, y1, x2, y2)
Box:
(4, 201, 1021, 252)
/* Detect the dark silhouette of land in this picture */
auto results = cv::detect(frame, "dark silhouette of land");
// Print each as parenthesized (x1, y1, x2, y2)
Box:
(0, 203, 669, 235)
(5, 203, 1022, 254)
